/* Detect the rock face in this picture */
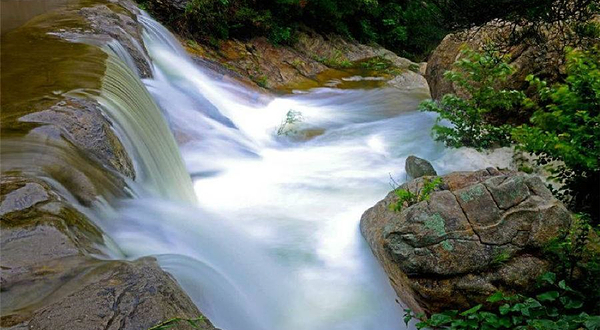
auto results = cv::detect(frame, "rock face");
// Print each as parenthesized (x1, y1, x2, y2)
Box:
(405, 155, 437, 179)
(360, 169, 571, 314)
(183, 31, 423, 91)
(0, 175, 217, 330)
(425, 23, 564, 102)
(142, 0, 424, 91)
(78, 3, 153, 78)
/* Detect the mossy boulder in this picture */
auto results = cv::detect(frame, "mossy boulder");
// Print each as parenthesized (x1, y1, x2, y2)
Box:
(360, 168, 571, 314)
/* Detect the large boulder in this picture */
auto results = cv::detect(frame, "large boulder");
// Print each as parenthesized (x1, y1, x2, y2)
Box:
(360, 168, 571, 314)
(425, 22, 564, 102)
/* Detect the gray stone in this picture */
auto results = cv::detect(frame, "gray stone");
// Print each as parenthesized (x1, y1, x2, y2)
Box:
(405, 155, 437, 179)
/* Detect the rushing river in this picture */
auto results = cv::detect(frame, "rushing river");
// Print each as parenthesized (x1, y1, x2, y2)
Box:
(96, 15, 511, 330)
(2, 5, 512, 330)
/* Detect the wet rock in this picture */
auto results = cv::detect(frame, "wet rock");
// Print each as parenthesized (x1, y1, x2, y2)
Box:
(0, 182, 50, 216)
(78, 3, 152, 77)
(21, 97, 135, 179)
(360, 169, 571, 314)
(178, 28, 422, 91)
(0, 175, 215, 330)
(387, 71, 429, 91)
(405, 155, 437, 179)
(26, 258, 216, 330)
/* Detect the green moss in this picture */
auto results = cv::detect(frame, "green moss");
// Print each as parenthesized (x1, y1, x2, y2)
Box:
(424, 213, 446, 237)
(459, 184, 486, 202)
(441, 240, 454, 251)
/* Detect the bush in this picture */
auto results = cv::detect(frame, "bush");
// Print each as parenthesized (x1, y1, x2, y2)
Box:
(419, 47, 525, 150)
(513, 47, 600, 223)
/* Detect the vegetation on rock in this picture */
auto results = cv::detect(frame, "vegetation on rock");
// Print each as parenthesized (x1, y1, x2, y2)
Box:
(421, 45, 600, 223)
(404, 215, 600, 330)
(390, 176, 442, 212)
(513, 47, 600, 223)
(420, 48, 524, 150)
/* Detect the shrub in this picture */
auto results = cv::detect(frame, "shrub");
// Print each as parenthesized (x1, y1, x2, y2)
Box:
(513, 47, 600, 223)
(419, 47, 525, 150)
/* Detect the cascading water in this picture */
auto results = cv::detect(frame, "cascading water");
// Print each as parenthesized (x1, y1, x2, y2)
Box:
(94, 13, 513, 330)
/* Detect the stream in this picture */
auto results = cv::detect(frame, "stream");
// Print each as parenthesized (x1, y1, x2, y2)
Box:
(2, 5, 513, 330)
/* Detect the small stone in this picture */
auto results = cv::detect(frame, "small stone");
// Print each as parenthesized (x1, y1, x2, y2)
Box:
(405, 155, 437, 179)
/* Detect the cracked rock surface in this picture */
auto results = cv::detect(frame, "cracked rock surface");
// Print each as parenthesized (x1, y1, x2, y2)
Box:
(360, 168, 571, 314)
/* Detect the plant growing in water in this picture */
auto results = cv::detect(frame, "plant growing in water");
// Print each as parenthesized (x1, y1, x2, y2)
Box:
(277, 110, 303, 136)
(390, 177, 442, 212)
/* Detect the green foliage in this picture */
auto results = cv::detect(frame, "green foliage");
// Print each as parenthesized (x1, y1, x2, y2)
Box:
(359, 56, 403, 75)
(420, 47, 525, 150)
(148, 317, 205, 330)
(142, 0, 596, 61)
(404, 217, 600, 330)
(544, 214, 600, 308)
(513, 47, 600, 223)
(404, 275, 600, 330)
(277, 110, 303, 136)
(254, 75, 269, 88)
(391, 177, 442, 212)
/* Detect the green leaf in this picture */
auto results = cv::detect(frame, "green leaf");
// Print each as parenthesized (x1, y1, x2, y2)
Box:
(540, 272, 556, 285)
(585, 316, 600, 330)
(536, 291, 560, 302)
(487, 291, 505, 303)
(499, 304, 511, 315)
(560, 296, 583, 309)
(460, 304, 483, 316)
(428, 313, 453, 326)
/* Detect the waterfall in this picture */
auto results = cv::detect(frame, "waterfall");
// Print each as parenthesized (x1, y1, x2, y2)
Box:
(92, 13, 513, 330)
(96, 47, 196, 202)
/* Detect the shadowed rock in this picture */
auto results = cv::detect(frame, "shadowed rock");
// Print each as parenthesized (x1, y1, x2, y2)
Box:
(405, 155, 437, 179)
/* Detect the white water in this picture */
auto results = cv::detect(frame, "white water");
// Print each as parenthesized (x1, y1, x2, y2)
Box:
(97, 14, 513, 330)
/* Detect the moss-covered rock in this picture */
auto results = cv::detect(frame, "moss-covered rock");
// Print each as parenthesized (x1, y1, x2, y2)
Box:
(360, 169, 571, 314)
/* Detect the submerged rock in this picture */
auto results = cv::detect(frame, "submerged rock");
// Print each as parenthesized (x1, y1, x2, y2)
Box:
(405, 155, 437, 179)
(360, 169, 571, 314)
